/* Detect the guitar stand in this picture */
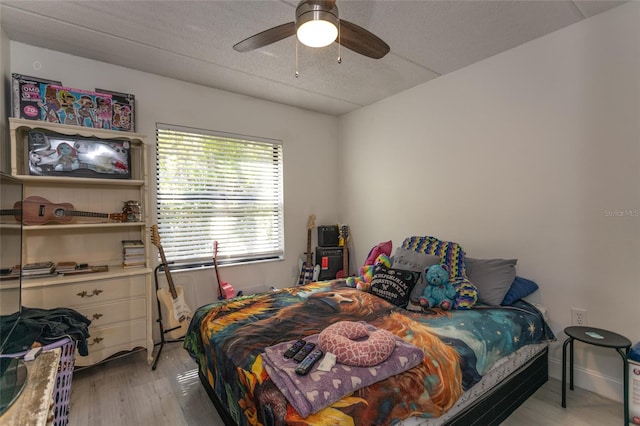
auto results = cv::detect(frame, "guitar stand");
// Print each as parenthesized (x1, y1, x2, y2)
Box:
(152, 262, 184, 371)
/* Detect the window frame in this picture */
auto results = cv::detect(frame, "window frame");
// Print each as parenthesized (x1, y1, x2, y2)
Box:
(155, 123, 284, 266)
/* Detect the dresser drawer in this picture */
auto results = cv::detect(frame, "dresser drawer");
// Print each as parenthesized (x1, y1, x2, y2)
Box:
(23, 276, 146, 309)
(74, 297, 146, 327)
(75, 318, 147, 367)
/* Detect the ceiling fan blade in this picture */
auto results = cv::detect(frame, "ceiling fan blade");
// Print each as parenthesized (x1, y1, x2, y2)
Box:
(338, 19, 390, 59)
(233, 22, 296, 52)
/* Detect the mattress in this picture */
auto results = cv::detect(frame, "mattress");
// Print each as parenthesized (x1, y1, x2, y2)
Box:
(400, 342, 548, 425)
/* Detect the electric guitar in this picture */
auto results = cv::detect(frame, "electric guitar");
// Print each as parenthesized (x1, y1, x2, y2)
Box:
(336, 224, 350, 279)
(214, 241, 235, 300)
(17, 195, 126, 225)
(297, 214, 316, 285)
(151, 225, 192, 340)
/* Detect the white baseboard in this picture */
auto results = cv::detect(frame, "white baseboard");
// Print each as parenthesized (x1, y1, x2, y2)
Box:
(549, 355, 623, 403)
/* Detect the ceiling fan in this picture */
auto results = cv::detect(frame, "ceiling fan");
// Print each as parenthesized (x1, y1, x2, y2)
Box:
(233, 0, 390, 59)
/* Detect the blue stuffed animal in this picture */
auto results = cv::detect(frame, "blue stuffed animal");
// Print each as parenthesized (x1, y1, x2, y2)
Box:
(419, 264, 457, 310)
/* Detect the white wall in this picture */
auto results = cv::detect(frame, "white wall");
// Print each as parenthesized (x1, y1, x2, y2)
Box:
(8, 43, 340, 328)
(339, 2, 639, 402)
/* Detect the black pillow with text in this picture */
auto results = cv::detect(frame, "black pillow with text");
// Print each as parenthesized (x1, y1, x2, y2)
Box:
(369, 264, 421, 308)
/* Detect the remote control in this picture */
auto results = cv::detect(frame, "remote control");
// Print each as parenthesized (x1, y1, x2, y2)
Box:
(292, 342, 316, 362)
(283, 339, 306, 359)
(295, 349, 324, 375)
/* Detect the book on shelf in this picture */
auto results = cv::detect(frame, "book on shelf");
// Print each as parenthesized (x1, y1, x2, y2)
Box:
(22, 261, 56, 276)
(123, 261, 145, 269)
(122, 240, 144, 248)
(61, 265, 109, 275)
(122, 254, 146, 262)
(55, 261, 78, 273)
(122, 247, 144, 256)
(0, 265, 21, 280)
(22, 261, 55, 271)
(122, 239, 146, 268)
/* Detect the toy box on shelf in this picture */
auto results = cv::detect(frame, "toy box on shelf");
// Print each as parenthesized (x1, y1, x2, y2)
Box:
(27, 129, 131, 179)
(11, 74, 136, 132)
(95, 88, 135, 132)
(11, 73, 62, 122)
(42, 85, 113, 129)
(12, 77, 112, 129)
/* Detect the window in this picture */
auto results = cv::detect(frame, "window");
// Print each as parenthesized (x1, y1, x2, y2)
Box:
(156, 123, 284, 265)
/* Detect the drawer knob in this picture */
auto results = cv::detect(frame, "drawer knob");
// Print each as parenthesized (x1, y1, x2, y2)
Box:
(88, 337, 104, 346)
(92, 313, 103, 320)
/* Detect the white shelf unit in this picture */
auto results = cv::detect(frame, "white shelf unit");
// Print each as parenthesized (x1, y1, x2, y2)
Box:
(9, 117, 154, 367)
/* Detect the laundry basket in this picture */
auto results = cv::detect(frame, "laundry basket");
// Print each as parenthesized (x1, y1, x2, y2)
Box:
(629, 342, 640, 425)
(48, 337, 76, 426)
(1, 337, 76, 426)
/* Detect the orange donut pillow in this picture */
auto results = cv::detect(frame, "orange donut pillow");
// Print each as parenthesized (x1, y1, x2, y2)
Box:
(318, 321, 396, 367)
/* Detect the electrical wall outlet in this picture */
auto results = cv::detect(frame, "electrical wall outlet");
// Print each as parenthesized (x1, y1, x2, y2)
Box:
(571, 308, 587, 326)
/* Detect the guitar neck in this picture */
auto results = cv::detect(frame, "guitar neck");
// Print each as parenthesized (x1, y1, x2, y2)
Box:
(341, 225, 349, 276)
(213, 243, 223, 291)
(157, 245, 178, 299)
(305, 228, 313, 265)
(65, 210, 110, 219)
(343, 242, 348, 274)
(0, 209, 21, 216)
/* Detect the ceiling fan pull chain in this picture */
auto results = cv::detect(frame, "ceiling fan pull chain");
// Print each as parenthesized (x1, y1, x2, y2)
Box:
(337, 20, 342, 64)
(295, 38, 300, 78)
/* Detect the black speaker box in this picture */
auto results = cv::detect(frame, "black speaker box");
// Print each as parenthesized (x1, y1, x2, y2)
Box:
(317, 225, 339, 247)
(316, 246, 343, 280)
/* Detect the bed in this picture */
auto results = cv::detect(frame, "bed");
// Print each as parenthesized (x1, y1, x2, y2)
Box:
(184, 279, 555, 426)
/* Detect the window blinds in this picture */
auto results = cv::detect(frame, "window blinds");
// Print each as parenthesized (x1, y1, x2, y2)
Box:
(156, 124, 284, 264)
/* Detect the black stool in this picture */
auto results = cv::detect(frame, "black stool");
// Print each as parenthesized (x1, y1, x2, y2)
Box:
(562, 326, 631, 425)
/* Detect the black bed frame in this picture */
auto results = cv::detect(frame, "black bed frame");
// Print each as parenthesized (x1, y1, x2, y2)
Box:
(197, 346, 548, 426)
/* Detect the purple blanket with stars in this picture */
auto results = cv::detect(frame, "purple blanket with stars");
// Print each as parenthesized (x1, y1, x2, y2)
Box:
(262, 325, 424, 418)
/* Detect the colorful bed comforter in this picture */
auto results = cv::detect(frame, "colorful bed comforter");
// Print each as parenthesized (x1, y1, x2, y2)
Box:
(184, 280, 554, 426)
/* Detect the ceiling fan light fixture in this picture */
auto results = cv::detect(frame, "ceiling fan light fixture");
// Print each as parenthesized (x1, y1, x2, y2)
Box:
(295, 1, 339, 48)
(297, 19, 338, 47)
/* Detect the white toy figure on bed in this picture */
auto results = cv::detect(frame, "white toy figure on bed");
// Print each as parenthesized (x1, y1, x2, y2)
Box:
(419, 264, 457, 311)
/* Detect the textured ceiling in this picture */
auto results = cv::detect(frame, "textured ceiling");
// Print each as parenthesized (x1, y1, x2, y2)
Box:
(0, 0, 625, 116)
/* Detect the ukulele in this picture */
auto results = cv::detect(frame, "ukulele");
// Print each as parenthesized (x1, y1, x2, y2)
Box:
(151, 225, 192, 340)
(336, 224, 350, 279)
(17, 195, 126, 225)
(213, 241, 235, 300)
(297, 214, 316, 286)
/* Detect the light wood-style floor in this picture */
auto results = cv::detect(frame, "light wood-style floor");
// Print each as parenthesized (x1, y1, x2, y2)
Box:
(67, 343, 624, 426)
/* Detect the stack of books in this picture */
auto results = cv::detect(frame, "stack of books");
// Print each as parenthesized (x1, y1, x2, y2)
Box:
(0, 265, 21, 281)
(62, 264, 109, 275)
(22, 261, 56, 278)
(55, 261, 78, 274)
(122, 240, 146, 268)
